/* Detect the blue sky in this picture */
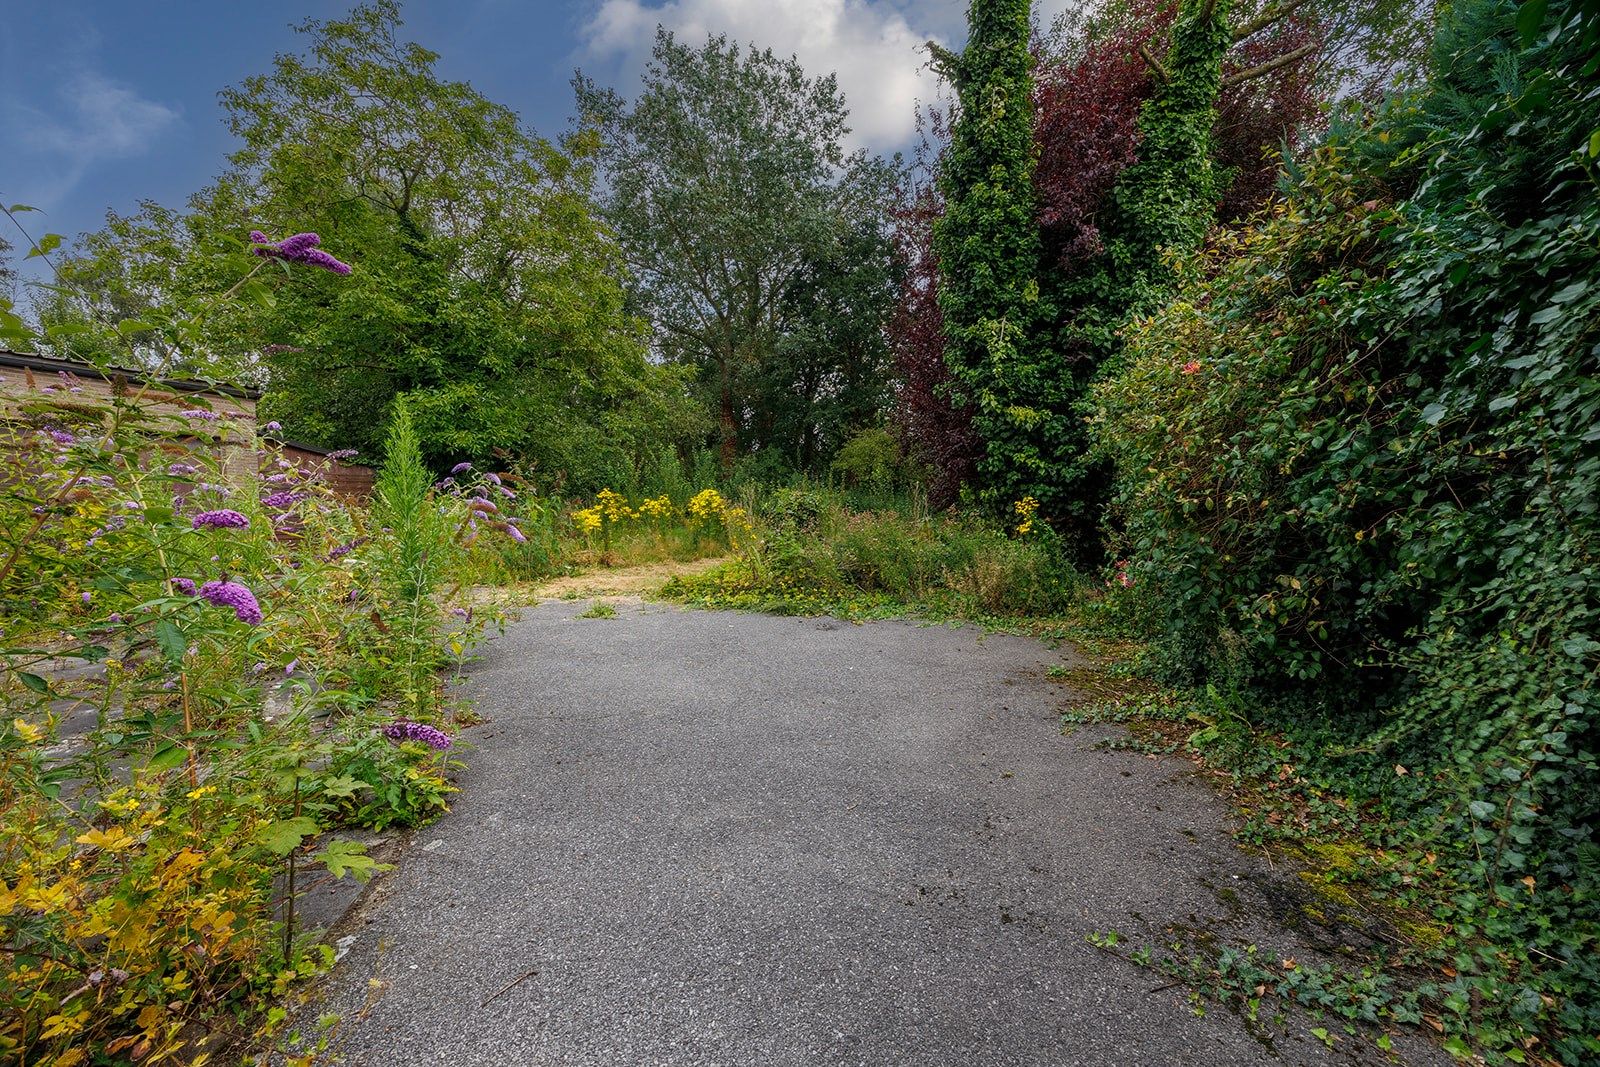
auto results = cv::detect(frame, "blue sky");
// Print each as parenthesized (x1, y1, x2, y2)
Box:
(0, 1, 1074, 273)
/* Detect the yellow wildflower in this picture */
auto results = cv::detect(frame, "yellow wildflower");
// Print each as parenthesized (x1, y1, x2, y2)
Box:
(1013, 495, 1040, 536)
(687, 488, 728, 521)
(572, 506, 602, 535)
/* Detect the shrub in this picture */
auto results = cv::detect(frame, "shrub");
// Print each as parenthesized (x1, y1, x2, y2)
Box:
(1091, 1, 1600, 1057)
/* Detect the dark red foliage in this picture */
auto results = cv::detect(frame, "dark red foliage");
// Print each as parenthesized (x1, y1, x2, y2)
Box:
(892, 3, 1323, 503)
(889, 185, 979, 509)
(1033, 0, 1323, 269)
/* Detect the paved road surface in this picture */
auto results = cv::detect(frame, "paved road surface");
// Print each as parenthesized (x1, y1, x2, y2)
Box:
(310, 599, 1425, 1065)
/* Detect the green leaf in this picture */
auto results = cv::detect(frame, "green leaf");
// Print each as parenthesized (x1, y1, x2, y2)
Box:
(1589, 128, 1600, 158)
(24, 233, 61, 259)
(17, 672, 50, 694)
(314, 837, 385, 882)
(154, 619, 188, 666)
(1420, 403, 1447, 426)
(1468, 800, 1497, 821)
(145, 744, 189, 773)
(6, 204, 38, 213)
(256, 815, 320, 855)
(1516, 0, 1547, 44)
(115, 318, 155, 336)
(317, 775, 366, 799)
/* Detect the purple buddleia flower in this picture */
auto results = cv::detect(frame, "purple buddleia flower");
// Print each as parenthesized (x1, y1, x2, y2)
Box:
(168, 462, 201, 477)
(450, 461, 472, 475)
(171, 577, 197, 595)
(180, 409, 221, 421)
(326, 448, 359, 461)
(45, 428, 76, 446)
(251, 661, 268, 674)
(199, 580, 264, 625)
(192, 509, 249, 529)
(262, 490, 304, 508)
(263, 420, 282, 432)
(284, 658, 299, 675)
(381, 720, 452, 750)
(81, 591, 92, 605)
(505, 523, 527, 544)
(251, 230, 354, 275)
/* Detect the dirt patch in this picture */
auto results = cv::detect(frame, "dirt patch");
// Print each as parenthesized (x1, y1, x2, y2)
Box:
(530, 557, 727, 600)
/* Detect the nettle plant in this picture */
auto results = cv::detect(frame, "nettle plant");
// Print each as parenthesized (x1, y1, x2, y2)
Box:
(0, 223, 499, 1062)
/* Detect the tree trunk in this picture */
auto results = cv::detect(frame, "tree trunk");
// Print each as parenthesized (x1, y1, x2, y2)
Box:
(719, 374, 737, 471)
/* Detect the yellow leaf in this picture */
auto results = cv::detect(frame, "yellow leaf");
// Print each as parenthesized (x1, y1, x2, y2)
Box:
(76, 827, 136, 852)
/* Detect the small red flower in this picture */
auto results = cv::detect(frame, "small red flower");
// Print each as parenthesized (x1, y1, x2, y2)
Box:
(1181, 360, 1202, 375)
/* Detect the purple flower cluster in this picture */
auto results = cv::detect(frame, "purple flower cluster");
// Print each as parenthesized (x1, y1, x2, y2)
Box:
(262, 490, 305, 509)
(262, 420, 282, 432)
(381, 720, 452, 750)
(180, 409, 221, 421)
(200, 580, 264, 625)
(450, 461, 472, 475)
(192, 509, 250, 530)
(171, 577, 198, 596)
(168, 462, 201, 477)
(249, 230, 353, 276)
(326, 448, 359, 462)
(44, 427, 76, 446)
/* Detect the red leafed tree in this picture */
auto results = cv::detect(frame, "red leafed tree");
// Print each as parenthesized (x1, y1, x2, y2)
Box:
(1035, 0, 1322, 272)
(893, 0, 1322, 504)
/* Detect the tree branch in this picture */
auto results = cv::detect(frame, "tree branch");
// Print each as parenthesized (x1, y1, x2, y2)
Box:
(1137, 40, 1171, 82)
(1231, 0, 1309, 42)
(925, 41, 961, 80)
(1222, 42, 1317, 87)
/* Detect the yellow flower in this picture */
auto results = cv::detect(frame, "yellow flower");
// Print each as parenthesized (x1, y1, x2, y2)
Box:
(572, 506, 602, 535)
(687, 488, 728, 521)
(595, 488, 636, 523)
(1012, 495, 1040, 536)
(638, 494, 676, 521)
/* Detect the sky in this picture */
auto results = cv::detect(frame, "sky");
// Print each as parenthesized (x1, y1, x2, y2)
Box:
(0, 0, 1080, 277)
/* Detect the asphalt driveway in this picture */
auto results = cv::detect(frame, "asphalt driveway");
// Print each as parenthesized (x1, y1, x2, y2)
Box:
(309, 599, 1427, 1065)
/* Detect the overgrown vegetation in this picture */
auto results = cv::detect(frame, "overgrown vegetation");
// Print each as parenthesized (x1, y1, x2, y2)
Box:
(0, 238, 502, 1062)
(4, 0, 1597, 1060)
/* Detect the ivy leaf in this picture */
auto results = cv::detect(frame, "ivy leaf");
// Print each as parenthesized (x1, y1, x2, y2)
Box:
(256, 816, 320, 855)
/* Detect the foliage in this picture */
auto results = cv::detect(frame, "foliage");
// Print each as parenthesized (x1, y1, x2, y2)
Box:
(900, 0, 1321, 528)
(1091, 0, 1600, 1058)
(574, 30, 898, 472)
(0, 226, 491, 1063)
(664, 487, 1078, 621)
(929, 0, 1049, 519)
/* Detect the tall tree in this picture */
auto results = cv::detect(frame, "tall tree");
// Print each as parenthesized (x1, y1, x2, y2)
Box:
(929, 0, 1050, 516)
(574, 31, 897, 470)
(193, 1, 699, 479)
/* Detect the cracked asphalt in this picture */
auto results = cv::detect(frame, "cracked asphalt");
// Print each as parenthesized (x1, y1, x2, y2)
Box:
(309, 599, 1436, 1065)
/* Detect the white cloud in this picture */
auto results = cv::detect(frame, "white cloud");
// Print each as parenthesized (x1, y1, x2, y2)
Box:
(7, 70, 181, 205)
(580, 0, 957, 151)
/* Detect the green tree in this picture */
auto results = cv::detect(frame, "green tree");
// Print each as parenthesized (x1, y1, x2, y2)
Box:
(574, 31, 897, 471)
(929, 0, 1050, 516)
(199, 1, 699, 478)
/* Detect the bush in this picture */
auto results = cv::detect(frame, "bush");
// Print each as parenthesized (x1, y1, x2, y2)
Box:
(1091, 1, 1600, 1058)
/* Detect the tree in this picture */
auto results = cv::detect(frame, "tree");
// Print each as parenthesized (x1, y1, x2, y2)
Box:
(189, 1, 699, 479)
(929, 0, 1050, 516)
(574, 31, 898, 471)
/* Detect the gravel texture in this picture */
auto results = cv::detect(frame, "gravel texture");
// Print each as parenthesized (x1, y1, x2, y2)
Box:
(309, 600, 1435, 1065)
